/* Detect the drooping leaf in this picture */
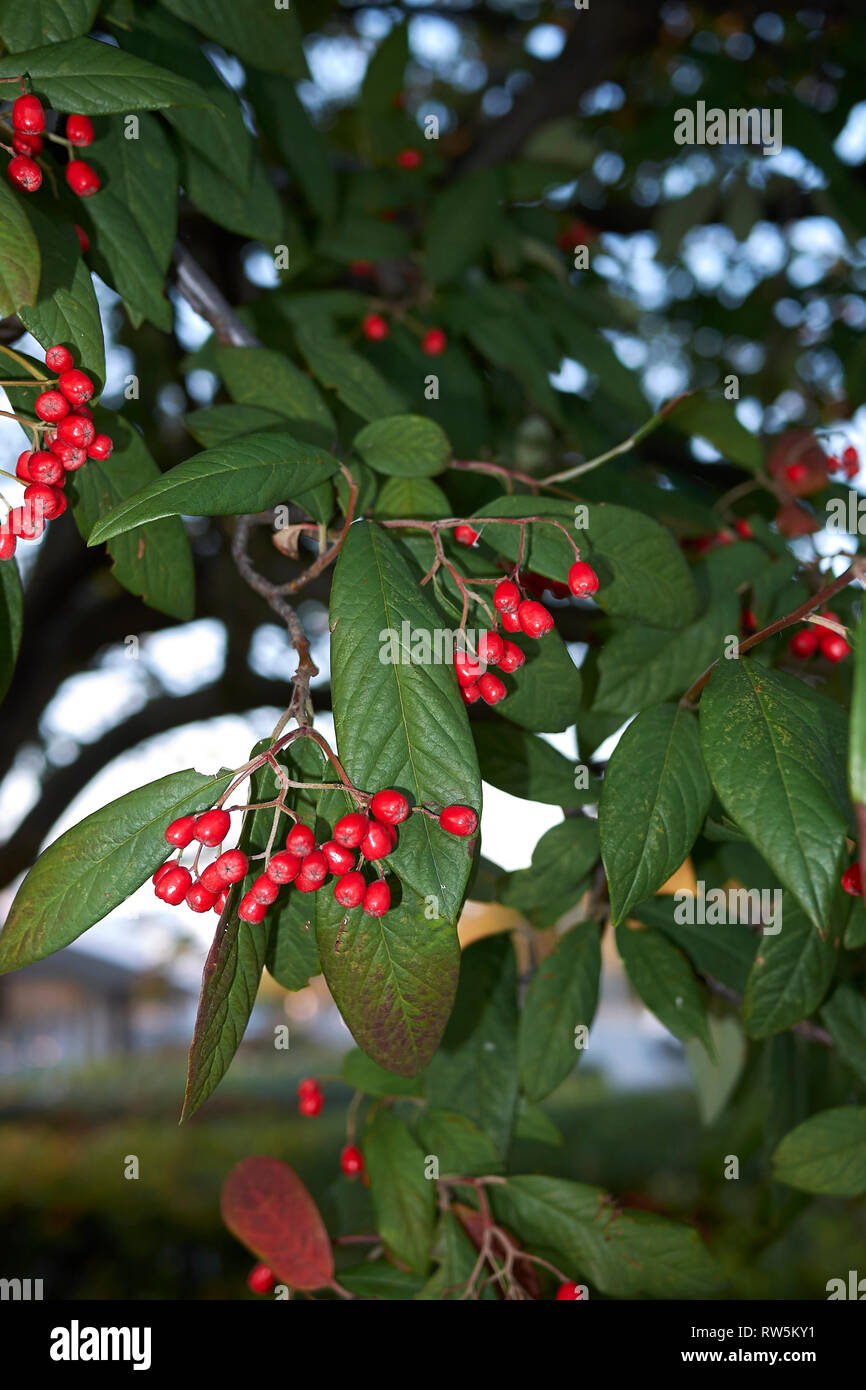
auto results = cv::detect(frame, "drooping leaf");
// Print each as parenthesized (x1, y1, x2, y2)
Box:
(592, 599, 738, 714)
(473, 722, 598, 807)
(0, 36, 210, 113)
(220, 1157, 334, 1289)
(17, 208, 104, 384)
(820, 986, 866, 1085)
(632, 894, 757, 996)
(742, 902, 837, 1038)
(0, 0, 98, 52)
(0, 182, 40, 318)
(773, 1107, 866, 1197)
(364, 1109, 436, 1275)
(500, 818, 599, 927)
(159, 0, 308, 78)
(615, 922, 713, 1052)
(517, 923, 602, 1101)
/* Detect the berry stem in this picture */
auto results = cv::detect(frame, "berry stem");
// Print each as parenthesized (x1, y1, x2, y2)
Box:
(0, 344, 46, 380)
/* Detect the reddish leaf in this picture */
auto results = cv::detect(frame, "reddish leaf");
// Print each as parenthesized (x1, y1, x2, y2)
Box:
(220, 1157, 334, 1290)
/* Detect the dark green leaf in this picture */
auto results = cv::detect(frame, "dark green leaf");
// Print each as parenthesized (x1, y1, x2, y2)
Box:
(247, 72, 337, 222)
(340, 1047, 423, 1097)
(416, 1109, 505, 1177)
(0, 556, 23, 705)
(498, 630, 582, 734)
(667, 393, 763, 472)
(295, 322, 405, 422)
(593, 599, 738, 714)
(743, 903, 837, 1038)
(501, 819, 599, 927)
(373, 475, 449, 519)
(0, 0, 98, 52)
(364, 1109, 436, 1275)
(632, 895, 757, 996)
(17, 208, 104, 384)
(0, 182, 39, 317)
(820, 986, 866, 1085)
(773, 1107, 866, 1197)
(214, 346, 334, 436)
(473, 722, 597, 807)
(355, 415, 450, 478)
(518, 924, 601, 1101)
(0, 37, 210, 113)
(159, 0, 307, 77)
(615, 922, 712, 1051)
(183, 404, 286, 449)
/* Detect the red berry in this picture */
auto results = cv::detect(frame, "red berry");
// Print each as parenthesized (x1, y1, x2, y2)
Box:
(299, 1089, 323, 1116)
(334, 870, 366, 908)
(741, 607, 757, 633)
(15, 451, 32, 483)
(476, 631, 504, 666)
(28, 451, 63, 485)
(193, 808, 231, 846)
(12, 132, 41, 157)
(842, 863, 862, 897)
(349, 259, 374, 277)
(247, 1264, 275, 1295)
(75, 224, 89, 253)
(152, 861, 173, 886)
(294, 872, 323, 894)
(238, 893, 267, 923)
(24, 482, 63, 521)
(186, 880, 217, 913)
(370, 788, 410, 825)
(45, 345, 74, 373)
(0, 530, 16, 561)
(363, 879, 391, 916)
(454, 524, 479, 546)
(360, 821, 391, 861)
(493, 579, 521, 614)
(518, 600, 554, 638)
(498, 640, 525, 674)
(213, 848, 248, 883)
(333, 812, 369, 849)
(734, 518, 753, 539)
(340, 1145, 364, 1176)
(10, 503, 45, 541)
(66, 159, 100, 197)
(265, 850, 302, 885)
(12, 95, 45, 133)
(250, 874, 279, 905)
(568, 561, 599, 598)
(35, 390, 69, 423)
(421, 327, 447, 356)
(556, 1281, 582, 1301)
(213, 888, 229, 914)
(199, 862, 226, 894)
(439, 804, 477, 837)
(286, 823, 316, 856)
(322, 839, 356, 875)
(299, 849, 328, 884)
(154, 865, 193, 905)
(820, 630, 850, 662)
(50, 439, 87, 470)
(785, 462, 809, 485)
(477, 672, 507, 704)
(298, 1077, 320, 1097)
(362, 313, 389, 341)
(396, 147, 422, 169)
(66, 114, 94, 147)
(460, 681, 481, 705)
(57, 414, 96, 448)
(87, 434, 113, 460)
(58, 368, 94, 404)
(7, 155, 42, 192)
(501, 609, 522, 633)
(843, 445, 859, 471)
(455, 650, 484, 686)
(788, 628, 819, 659)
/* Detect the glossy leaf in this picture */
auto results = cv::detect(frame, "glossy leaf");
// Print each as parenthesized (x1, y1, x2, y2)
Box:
(593, 599, 738, 714)
(0, 182, 39, 318)
(295, 322, 405, 422)
(183, 404, 286, 449)
(214, 346, 334, 436)
(473, 722, 598, 807)
(354, 415, 450, 478)
(364, 1109, 436, 1275)
(517, 923, 602, 1101)
(742, 902, 837, 1038)
(0, 37, 210, 113)
(17, 208, 104, 385)
(220, 1157, 333, 1289)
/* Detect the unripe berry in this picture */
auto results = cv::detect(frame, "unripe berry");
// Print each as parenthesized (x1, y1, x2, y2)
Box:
(250, 874, 279, 905)
(66, 159, 101, 197)
(247, 1264, 275, 1295)
(421, 327, 447, 356)
(24, 482, 63, 520)
(155, 865, 192, 905)
(396, 147, 422, 169)
(820, 630, 850, 662)
(555, 1282, 582, 1301)
(363, 879, 391, 916)
(322, 839, 356, 875)
(57, 368, 94, 404)
(477, 631, 504, 665)
(238, 893, 267, 923)
(298, 1088, 323, 1116)
(87, 434, 113, 460)
(299, 849, 328, 884)
(213, 848, 248, 883)
(788, 628, 819, 659)
(362, 313, 389, 341)
(518, 599, 554, 638)
(478, 672, 507, 705)
(7, 155, 42, 192)
(12, 95, 45, 133)
(57, 413, 95, 448)
(460, 682, 481, 705)
(568, 560, 599, 598)
(199, 862, 226, 894)
(35, 390, 69, 422)
(45, 344, 74, 373)
(340, 1145, 364, 1176)
(265, 850, 302, 885)
(186, 881, 217, 913)
(286, 823, 316, 856)
(360, 821, 391, 860)
(493, 579, 521, 613)
(842, 862, 862, 897)
(28, 451, 63, 485)
(66, 114, 94, 147)
(333, 812, 369, 848)
(370, 788, 410, 824)
(498, 640, 525, 674)
(454, 524, 479, 546)
(334, 870, 366, 908)
(439, 804, 477, 836)
(193, 808, 231, 845)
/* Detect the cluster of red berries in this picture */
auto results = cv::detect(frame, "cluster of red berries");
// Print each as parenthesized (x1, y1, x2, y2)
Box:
(1, 346, 110, 563)
(823, 444, 859, 480)
(361, 312, 446, 355)
(5, 92, 99, 197)
(787, 612, 850, 663)
(154, 793, 478, 923)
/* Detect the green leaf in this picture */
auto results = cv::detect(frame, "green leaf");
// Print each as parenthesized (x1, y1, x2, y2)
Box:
(354, 415, 450, 478)
(0, 768, 233, 974)
(498, 630, 582, 734)
(180, 146, 284, 245)
(214, 346, 334, 436)
(373, 475, 450, 520)
(473, 723, 597, 807)
(425, 173, 501, 285)
(667, 393, 763, 472)
(424, 935, 519, 1158)
(773, 1107, 866, 1197)
(593, 599, 738, 714)
(263, 891, 320, 993)
(0, 182, 40, 317)
(87, 432, 341, 544)
(183, 404, 286, 448)
(416, 1109, 505, 1177)
(339, 1262, 426, 1300)
(340, 1047, 424, 1098)
(17, 208, 104, 385)
(364, 1109, 436, 1275)
(601, 705, 712, 924)
(684, 1014, 747, 1126)
(615, 922, 712, 1052)
(0, 0, 98, 52)
(0, 557, 23, 705)
(158, 0, 307, 78)
(821, 986, 866, 1085)
(632, 895, 757, 996)
(295, 322, 405, 423)
(0, 37, 210, 113)
(700, 658, 849, 929)
(418, 1211, 496, 1301)
(513, 1097, 563, 1147)
(491, 1175, 723, 1297)
(517, 924, 601, 1101)
(742, 902, 837, 1038)
(849, 608, 866, 805)
(246, 72, 337, 223)
(72, 412, 195, 621)
(501, 819, 599, 928)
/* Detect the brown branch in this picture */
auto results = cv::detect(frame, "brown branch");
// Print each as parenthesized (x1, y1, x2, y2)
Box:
(171, 242, 259, 348)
